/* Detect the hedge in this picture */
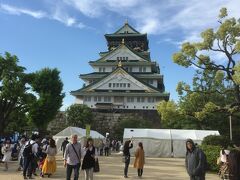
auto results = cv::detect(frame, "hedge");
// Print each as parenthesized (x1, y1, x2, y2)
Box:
(200, 144, 221, 172)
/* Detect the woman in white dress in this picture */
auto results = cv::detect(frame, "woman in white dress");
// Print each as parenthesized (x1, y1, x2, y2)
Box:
(1, 139, 12, 171)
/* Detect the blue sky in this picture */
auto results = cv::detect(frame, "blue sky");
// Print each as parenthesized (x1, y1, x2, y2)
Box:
(0, 0, 239, 110)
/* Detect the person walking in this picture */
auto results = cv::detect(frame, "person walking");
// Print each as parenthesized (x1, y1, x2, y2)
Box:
(64, 134, 81, 180)
(82, 138, 96, 180)
(41, 138, 57, 178)
(1, 139, 12, 171)
(61, 137, 69, 157)
(228, 150, 240, 180)
(17, 137, 26, 171)
(133, 142, 145, 178)
(123, 139, 133, 178)
(185, 139, 207, 180)
(23, 134, 39, 179)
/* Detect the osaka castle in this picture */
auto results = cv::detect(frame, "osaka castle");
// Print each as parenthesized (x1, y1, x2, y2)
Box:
(71, 22, 169, 111)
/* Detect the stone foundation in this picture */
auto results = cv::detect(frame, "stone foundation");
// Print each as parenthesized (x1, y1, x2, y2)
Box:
(91, 109, 161, 136)
(47, 109, 161, 137)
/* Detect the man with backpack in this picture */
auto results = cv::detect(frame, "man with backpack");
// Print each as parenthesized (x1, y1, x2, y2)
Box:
(185, 138, 207, 180)
(23, 134, 39, 179)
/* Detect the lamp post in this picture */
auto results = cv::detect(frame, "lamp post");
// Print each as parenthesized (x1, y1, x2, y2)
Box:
(229, 114, 232, 141)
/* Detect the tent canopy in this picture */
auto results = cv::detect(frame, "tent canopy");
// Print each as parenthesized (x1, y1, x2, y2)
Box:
(53, 127, 104, 152)
(53, 126, 104, 139)
(123, 128, 220, 157)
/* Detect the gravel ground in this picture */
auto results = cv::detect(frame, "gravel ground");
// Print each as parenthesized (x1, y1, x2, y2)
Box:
(0, 154, 219, 180)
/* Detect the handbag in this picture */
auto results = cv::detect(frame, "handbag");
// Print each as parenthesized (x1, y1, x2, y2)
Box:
(94, 158, 100, 172)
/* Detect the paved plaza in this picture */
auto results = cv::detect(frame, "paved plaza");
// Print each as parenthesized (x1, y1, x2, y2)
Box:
(0, 154, 218, 180)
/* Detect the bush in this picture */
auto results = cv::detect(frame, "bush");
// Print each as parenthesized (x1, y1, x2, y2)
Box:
(202, 135, 230, 147)
(200, 144, 221, 172)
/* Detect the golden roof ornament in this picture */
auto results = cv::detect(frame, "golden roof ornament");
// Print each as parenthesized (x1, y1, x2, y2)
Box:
(121, 38, 125, 44)
(118, 60, 122, 67)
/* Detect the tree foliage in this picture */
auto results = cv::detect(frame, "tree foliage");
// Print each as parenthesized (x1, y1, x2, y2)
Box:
(0, 52, 34, 135)
(28, 68, 64, 134)
(113, 117, 152, 140)
(167, 8, 240, 141)
(66, 104, 93, 127)
(0, 52, 64, 135)
(173, 7, 240, 113)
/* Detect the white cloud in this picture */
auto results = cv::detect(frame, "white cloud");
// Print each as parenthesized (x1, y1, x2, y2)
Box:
(62, 0, 240, 42)
(0, 3, 88, 29)
(52, 7, 76, 26)
(0, 3, 46, 18)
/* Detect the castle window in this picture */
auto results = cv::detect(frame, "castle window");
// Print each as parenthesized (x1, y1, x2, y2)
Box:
(109, 83, 112, 87)
(104, 96, 111, 102)
(127, 97, 134, 102)
(148, 97, 154, 103)
(120, 57, 122, 60)
(94, 97, 97, 102)
(97, 96, 101, 102)
(117, 57, 119, 60)
(126, 57, 128, 61)
(116, 83, 119, 87)
(113, 83, 115, 88)
(123, 83, 126, 88)
(137, 97, 140, 102)
(99, 67, 102, 72)
(127, 83, 130, 88)
(143, 67, 146, 72)
(103, 67, 106, 72)
(87, 96, 91, 101)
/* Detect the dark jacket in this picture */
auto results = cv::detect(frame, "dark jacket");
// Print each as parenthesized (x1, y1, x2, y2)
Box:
(185, 139, 206, 177)
(82, 146, 95, 170)
(123, 142, 133, 157)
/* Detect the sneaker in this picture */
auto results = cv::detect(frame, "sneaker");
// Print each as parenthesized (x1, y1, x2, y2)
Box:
(23, 176, 27, 179)
(124, 175, 128, 178)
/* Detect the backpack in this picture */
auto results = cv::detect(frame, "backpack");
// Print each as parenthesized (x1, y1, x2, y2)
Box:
(23, 142, 35, 158)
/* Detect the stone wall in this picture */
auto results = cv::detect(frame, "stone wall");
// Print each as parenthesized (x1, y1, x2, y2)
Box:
(47, 111, 68, 135)
(91, 109, 161, 136)
(47, 109, 161, 137)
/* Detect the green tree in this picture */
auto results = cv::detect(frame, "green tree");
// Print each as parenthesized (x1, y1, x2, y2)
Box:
(157, 100, 199, 129)
(66, 104, 93, 127)
(172, 8, 240, 140)
(28, 68, 64, 134)
(113, 117, 152, 140)
(0, 52, 33, 135)
(173, 7, 240, 113)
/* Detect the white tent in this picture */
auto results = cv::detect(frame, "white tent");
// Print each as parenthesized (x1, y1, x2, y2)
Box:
(123, 128, 220, 157)
(123, 128, 172, 157)
(171, 129, 220, 157)
(53, 127, 104, 152)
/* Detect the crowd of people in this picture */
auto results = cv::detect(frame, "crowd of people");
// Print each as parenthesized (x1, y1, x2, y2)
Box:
(1, 134, 240, 180)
